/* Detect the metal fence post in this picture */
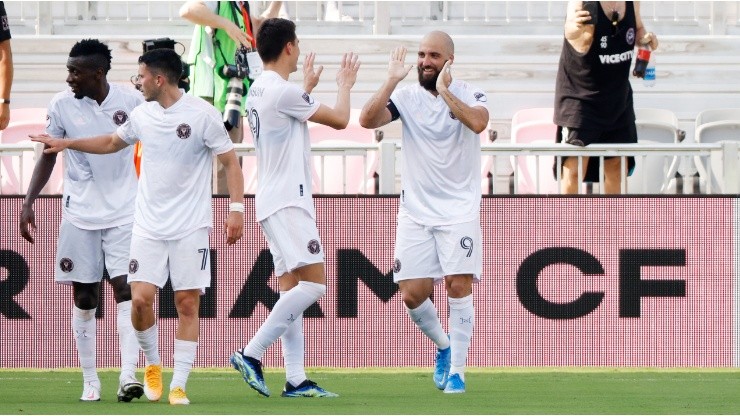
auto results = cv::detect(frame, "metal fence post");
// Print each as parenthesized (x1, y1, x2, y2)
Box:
(378, 141, 396, 194)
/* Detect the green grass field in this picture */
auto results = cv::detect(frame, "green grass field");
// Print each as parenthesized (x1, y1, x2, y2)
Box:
(1, 367, 740, 414)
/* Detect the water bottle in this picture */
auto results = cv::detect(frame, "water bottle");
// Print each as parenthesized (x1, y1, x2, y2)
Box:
(633, 46, 651, 78)
(643, 52, 656, 87)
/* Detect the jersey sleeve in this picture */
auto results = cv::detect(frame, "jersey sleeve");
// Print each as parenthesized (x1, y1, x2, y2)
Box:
(0, 2, 11, 42)
(46, 99, 65, 138)
(202, 114, 234, 155)
(389, 88, 407, 120)
(116, 115, 141, 145)
(459, 83, 488, 109)
(277, 84, 320, 122)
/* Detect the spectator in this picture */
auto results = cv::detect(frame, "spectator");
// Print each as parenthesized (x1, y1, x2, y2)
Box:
(0, 1, 13, 130)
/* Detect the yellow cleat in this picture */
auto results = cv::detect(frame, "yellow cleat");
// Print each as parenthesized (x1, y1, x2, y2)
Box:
(168, 387, 190, 405)
(143, 364, 163, 401)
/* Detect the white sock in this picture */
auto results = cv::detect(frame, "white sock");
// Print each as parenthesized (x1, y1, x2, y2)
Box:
(135, 324, 161, 366)
(72, 306, 98, 383)
(116, 301, 140, 381)
(170, 339, 197, 391)
(448, 294, 475, 379)
(279, 291, 306, 387)
(406, 299, 450, 350)
(244, 281, 326, 360)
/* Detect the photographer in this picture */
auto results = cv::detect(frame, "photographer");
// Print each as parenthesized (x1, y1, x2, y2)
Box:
(180, 1, 282, 194)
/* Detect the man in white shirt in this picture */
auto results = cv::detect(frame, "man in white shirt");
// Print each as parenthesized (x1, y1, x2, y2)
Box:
(20, 39, 144, 403)
(31, 48, 245, 406)
(229, 18, 359, 398)
(359, 31, 489, 394)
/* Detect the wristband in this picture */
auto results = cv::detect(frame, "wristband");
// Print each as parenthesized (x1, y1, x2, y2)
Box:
(229, 202, 245, 213)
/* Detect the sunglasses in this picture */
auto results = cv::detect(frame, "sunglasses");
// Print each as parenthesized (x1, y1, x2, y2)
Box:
(610, 11, 620, 37)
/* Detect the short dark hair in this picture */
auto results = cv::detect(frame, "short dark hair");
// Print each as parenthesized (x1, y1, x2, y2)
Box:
(69, 39, 112, 73)
(256, 18, 297, 63)
(138, 48, 182, 84)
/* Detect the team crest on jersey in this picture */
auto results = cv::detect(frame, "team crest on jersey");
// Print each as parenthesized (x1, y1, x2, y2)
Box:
(474, 92, 487, 103)
(449, 111, 457, 120)
(307, 239, 321, 255)
(59, 258, 74, 273)
(625, 28, 636, 45)
(112, 110, 128, 126)
(46, 114, 51, 128)
(393, 259, 401, 274)
(129, 259, 139, 274)
(176, 123, 191, 139)
(302, 92, 314, 105)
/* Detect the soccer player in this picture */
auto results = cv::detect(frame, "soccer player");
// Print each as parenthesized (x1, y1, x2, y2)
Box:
(19, 39, 144, 403)
(31, 48, 245, 406)
(229, 17, 359, 398)
(359, 31, 489, 394)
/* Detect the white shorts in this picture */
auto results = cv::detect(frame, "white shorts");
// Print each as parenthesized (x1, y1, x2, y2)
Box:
(259, 207, 324, 276)
(55, 219, 133, 285)
(393, 213, 482, 283)
(127, 227, 211, 293)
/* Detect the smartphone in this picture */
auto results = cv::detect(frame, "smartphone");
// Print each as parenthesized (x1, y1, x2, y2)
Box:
(581, 1, 599, 25)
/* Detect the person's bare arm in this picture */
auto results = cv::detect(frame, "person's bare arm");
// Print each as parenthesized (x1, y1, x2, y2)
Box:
(359, 46, 413, 129)
(30, 132, 129, 155)
(19, 150, 57, 243)
(251, 1, 282, 34)
(634, 2, 659, 50)
(216, 149, 244, 246)
(435, 61, 489, 134)
(307, 52, 360, 130)
(564, 0, 595, 54)
(180, 1, 252, 46)
(0, 39, 13, 130)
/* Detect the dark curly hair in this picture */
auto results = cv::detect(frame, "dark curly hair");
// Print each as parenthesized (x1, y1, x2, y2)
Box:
(69, 39, 112, 73)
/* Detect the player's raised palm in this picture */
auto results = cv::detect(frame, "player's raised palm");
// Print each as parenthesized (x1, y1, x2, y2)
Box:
(303, 52, 323, 94)
(336, 52, 360, 90)
(388, 46, 413, 83)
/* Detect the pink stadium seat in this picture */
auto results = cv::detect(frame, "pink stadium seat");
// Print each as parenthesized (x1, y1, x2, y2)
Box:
(510, 108, 559, 194)
(0, 121, 56, 195)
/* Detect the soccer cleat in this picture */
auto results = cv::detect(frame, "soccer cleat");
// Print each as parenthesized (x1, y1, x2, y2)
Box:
(117, 375, 144, 402)
(143, 364, 163, 401)
(433, 345, 451, 389)
(281, 379, 339, 398)
(80, 381, 101, 401)
(230, 350, 270, 397)
(168, 387, 190, 405)
(443, 373, 465, 394)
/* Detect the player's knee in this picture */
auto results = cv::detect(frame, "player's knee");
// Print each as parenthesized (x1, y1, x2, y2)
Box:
(175, 295, 200, 319)
(131, 294, 153, 316)
(401, 291, 427, 309)
(109, 276, 132, 303)
(73, 286, 99, 310)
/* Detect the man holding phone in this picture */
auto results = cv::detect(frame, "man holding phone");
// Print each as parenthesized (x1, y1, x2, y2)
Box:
(553, 1, 659, 194)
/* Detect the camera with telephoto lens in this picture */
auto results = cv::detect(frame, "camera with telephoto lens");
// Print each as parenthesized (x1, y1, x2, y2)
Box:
(139, 37, 190, 92)
(221, 46, 250, 131)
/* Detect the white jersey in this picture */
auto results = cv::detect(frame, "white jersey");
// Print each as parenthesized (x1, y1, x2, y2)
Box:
(390, 80, 487, 226)
(117, 93, 233, 240)
(245, 70, 320, 221)
(46, 83, 142, 230)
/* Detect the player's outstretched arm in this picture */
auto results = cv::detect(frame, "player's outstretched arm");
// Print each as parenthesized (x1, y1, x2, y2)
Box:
(435, 60, 489, 134)
(308, 52, 360, 130)
(359, 46, 412, 130)
(30, 132, 129, 155)
(217, 149, 244, 246)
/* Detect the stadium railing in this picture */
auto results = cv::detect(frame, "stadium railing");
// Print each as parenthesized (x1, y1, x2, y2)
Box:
(6, 1, 740, 36)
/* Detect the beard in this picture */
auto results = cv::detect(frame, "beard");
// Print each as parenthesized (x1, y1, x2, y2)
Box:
(417, 65, 440, 91)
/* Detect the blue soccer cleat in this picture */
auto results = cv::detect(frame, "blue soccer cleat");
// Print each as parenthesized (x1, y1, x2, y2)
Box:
(230, 350, 270, 397)
(433, 345, 451, 389)
(443, 373, 465, 394)
(281, 379, 338, 398)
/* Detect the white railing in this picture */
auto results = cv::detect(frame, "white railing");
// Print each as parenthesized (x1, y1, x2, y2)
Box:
(5, 1, 739, 36)
(4, 141, 736, 196)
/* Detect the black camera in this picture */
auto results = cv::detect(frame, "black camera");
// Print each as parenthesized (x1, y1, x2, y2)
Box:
(140, 37, 190, 92)
(221, 46, 250, 80)
(222, 46, 250, 131)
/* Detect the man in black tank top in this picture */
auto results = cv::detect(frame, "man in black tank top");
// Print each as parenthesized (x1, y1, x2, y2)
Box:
(553, 1, 659, 194)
